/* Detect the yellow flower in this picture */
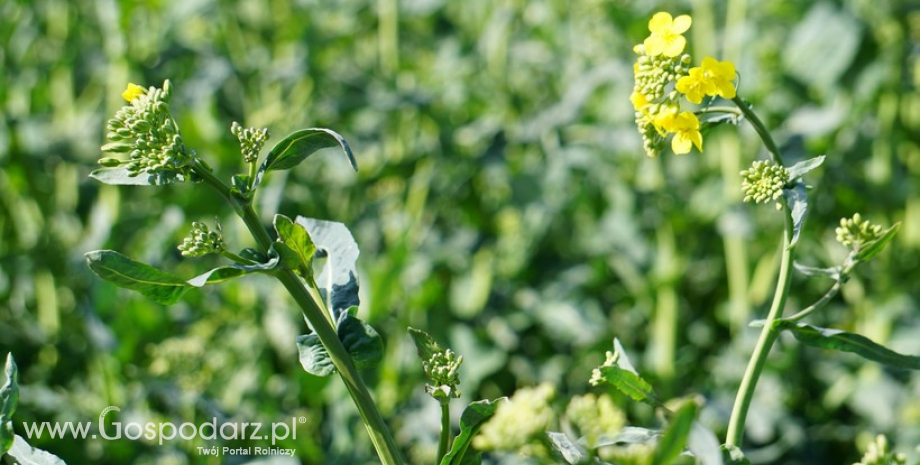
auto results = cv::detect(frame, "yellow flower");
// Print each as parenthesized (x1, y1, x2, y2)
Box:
(676, 57, 737, 104)
(643, 12, 692, 58)
(657, 111, 702, 154)
(630, 90, 649, 111)
(121, 83, 146, 102)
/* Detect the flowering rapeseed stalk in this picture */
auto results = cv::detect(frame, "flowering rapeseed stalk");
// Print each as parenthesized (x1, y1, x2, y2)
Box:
(631, 12, 738, 157)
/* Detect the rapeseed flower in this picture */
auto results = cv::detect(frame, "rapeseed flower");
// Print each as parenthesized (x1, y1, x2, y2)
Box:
(644, 12, 692, 58)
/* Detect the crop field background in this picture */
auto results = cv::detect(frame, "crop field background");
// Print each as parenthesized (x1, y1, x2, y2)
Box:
(1, 0, 919, 463)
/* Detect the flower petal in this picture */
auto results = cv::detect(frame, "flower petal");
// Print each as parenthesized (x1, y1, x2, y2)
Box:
(672, 134, 691, 154)
(662, 36, 686, 57)
(671, 15, 692, 33)
(648, 12, 673, 33)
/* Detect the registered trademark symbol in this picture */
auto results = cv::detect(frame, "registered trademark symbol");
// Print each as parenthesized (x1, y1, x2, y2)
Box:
(298, 416, 307, 424)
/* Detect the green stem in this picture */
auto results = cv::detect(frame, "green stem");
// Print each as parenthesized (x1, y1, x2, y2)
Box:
(724, 97, 794, 447)
(436, 399, 451, 463)
(192, 160, 405, 465)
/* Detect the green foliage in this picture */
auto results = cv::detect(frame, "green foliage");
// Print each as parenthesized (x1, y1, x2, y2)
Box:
(650, 401, 697, 465)
(1, 354, 17, 455)
(774, 321, 920, 370)
(439, 399, 501, 465)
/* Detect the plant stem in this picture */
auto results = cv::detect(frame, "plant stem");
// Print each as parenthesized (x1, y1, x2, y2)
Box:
(724, 97, 794, 446)
(192, 161, 405, 465)
(436, 399, 451, 463)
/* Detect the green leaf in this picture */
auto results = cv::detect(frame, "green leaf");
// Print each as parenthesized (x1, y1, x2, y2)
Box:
(7, 435, 68, 465)
(273, 214, 316, 278)
(547, 431, 589, 465)
(775, 321, 920, 370)
(440, 399, 502, 465)
(85, 250, 191, 305)
(186, 267, 248, 287)
(786, 155, 825, 180)
(89, 168, 186, 186)
(793, 262, 841, 280)
(687, 422, 723, 465)
(1, 354, 18, 455)
(651, 401, 698, 465)
(855, 222, 901, 262)
(408, 327, 445, 363)
(254, 128, 356, 188)
(598, 365, 663, 407)
(720, 445, 752, 465)
(784, 182, 808, 248)
(594, 427, 661, 448)
(337, 312, 384, 369)
(296, 310, 383, 376)
(295, 334, 335, 377)
(297, 217, 360, 321)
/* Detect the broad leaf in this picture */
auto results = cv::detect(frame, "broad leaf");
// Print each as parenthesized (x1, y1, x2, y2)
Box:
(186, 267, 248, 287)
(296, 310, 383, 375)
(855, 222, 901, 262)
(297, 217, 360, 320)
(1, 354, 18, 455)
(547, 431, 589, 465)
(273, 215, 316, 278)
(7, 435, 67, 465)
(651, 401, 697, 465)
(337, 313, 384, 369)
(440, 399, 503, 465)
(408, 327, 445, 363)
(720, 445, 752, 465)
(90, 167, 186, 186)
(786, 155, 825, 180)
(254, 128, 356, 189)
(775, 321, 920, 370)
(594, 427, 661, 448)
(613, 338, 638, 374)
(793, 262, 841, 280)
(784, 182, 808, 248)
(687, 422, 723, 465)
(295, 334, 335, 377)
(85, 250, 191, 305)
(598, 365, 663, 407)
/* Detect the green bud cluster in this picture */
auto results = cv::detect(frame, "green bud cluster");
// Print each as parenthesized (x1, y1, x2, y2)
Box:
(740, 160, 790, 207)
(565, 393, 626, 447)
(178, 222, 225, 257)
(632, 44, 691, 158)
(836, 213, 883, 249)
(633, 46, 691, 103)
(422, 349, 463, 399)
(231, 121, 270, 163)
(472, 383, 556, 456)
(589, 350, 618, 386)
(853, 434, 906, 465)
(102, 80, 191, 177)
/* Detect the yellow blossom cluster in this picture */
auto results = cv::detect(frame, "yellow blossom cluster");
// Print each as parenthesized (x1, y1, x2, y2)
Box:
(631, 12, 739, 157)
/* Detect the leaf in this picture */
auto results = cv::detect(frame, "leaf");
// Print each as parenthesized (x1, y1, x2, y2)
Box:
(598, 365, 663, 407)
(1, 354, 18, 455)
(594, 427, 661, 449)
(296, 217, 360, 321)
(337, 312, 383, 369)
(687, 422, 723, 465)
(651, 401, 697, 465)
(783, 3, 861, 89)
(186, 267, 248, 287)
(7, 435, 68, 465)
(720, 445, 752, 465)
(408, 327, 445, 363)
(89, 167, 186, 186)
(775, 321, 920, 370)
(784, 182, 808, 248)
(254, 128, 357, 189)
(295, 334, 335, 377)
(85, 250, 191, 305)
(296, 310, 383, 375)
(547, 431, 589, 465)
(786, 155, 825, 180)
(440, 399, 503, 465)
(273, 214, 316, 278)
(613, 338, 638, 374)
(793, 262, 841, 280)
(855, 222, 901, 262)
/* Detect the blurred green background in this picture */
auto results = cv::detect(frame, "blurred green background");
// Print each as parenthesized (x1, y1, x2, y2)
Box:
(2, 0, 920, 463)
